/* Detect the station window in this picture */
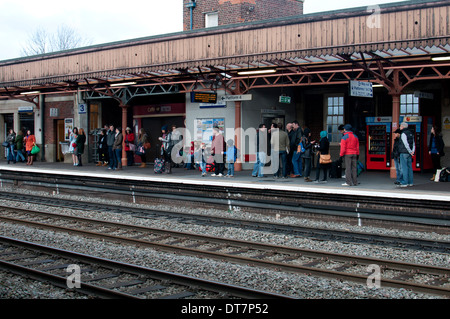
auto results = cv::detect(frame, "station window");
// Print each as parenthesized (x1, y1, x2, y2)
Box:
(400, 94, 419, 116)
(205, 12, 218, 28)
(325, 95, 344, 143)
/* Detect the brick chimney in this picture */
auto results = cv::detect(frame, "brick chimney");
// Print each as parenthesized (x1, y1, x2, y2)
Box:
(183, 0, 304, 31)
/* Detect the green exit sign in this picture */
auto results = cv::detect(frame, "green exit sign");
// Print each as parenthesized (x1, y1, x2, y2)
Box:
(279, 95, 291, 104)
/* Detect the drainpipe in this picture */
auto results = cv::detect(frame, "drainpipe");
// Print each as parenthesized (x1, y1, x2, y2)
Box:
(39, 95, 45, 162)
(186, 0, 196, 30)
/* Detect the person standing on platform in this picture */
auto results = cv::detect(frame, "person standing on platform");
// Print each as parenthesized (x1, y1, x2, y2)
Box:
(6, 129, 16, 164)
(225, 139, 238, 177)
(69, 127, 78, 166)
(107, 125, 116, 170)
(300, 128, 315, 182)
(270, 123, 290, 179)
(125, 127, 135, 167)
(75, 128, 86, 166)
(398, 122, 415, 187)
(159, 125, 174, 174)
(24, 130, 36, 166)
(290, 120, 303, 178)
(314, 131, 330, 183)
(137, 128, 149, 168)
(428, 125, 445, 181)
(392, 129, 403, 185)
(112, 127, 123, 170)
(252, 124, 267, 178)
(97, 129, 108, 166)
(211, 126, 225, 177)
(286, 123, 294, 176)
(15, 130, 26, 163)
(340, 124, 360, 186)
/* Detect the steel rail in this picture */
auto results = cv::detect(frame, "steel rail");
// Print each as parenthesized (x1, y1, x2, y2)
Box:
(0, 236, 292, 299)
(0, 197, 448, 254)
(1, 207, 449, 297)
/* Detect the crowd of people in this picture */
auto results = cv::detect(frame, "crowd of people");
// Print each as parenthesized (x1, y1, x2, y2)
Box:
(4, 120, 445, 187)
(3, 129, 38, 165)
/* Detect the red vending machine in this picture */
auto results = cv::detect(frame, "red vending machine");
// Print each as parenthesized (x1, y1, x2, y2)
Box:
(399, 116, 422, 172)
(365, 117, 392, 170)
(422, 116, 435, 170)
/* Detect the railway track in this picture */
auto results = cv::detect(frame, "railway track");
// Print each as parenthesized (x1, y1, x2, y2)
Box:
(1, 169, 449, 231)
(1, 206, 449, 297)
(0, 236, 291, 299)
(0, 193, 449, 254)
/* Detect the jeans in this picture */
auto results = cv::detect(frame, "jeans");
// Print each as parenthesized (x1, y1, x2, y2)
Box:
(394, 158, 402, 183)
(227, 163, 235, 176)
(16, 149, 26, 162)
(292, 151, 303, 176)
(108, 146, 115, 169)
(252, 152, 266, 177)
(400, 153, 413, 185)
(272, 150, 287, 177)
(7, 144, 15, 162)
(199, 162, 206, 174)
(114, 149, 122, 169)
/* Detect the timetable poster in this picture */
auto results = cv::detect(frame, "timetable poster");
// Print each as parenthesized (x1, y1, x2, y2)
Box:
(195, 118, 225, 144)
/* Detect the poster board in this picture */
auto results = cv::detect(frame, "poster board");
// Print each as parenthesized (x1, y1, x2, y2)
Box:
(195, 118, 225, 144)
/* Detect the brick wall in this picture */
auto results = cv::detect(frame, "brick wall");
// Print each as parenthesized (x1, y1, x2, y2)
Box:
(44, 96, 74, 144)
(183, 0, 304, 31)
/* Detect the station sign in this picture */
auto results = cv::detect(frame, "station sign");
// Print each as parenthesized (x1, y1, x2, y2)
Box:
(219, 94, 252, 102)
(279, 95, 291, 104)
(191, 92, 217, 103)
(349, 80, 373, 98)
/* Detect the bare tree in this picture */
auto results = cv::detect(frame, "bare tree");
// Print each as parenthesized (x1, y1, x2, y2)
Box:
(21, 24, 92, 56)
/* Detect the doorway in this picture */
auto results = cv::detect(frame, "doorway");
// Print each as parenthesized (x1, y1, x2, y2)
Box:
(141, 116, 185, 163)
(55, 119, 65, 162)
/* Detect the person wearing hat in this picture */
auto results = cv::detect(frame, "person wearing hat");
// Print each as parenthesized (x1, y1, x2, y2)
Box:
(398, 122, 415, 187)
(392, 128, 403, 185)
(339, 124, 360, 186)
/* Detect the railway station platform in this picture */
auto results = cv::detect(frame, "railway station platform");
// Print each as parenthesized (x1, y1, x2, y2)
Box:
(0, 160, 449, 203)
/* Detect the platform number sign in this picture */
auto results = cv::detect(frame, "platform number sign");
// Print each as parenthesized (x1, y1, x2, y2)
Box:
(78, 103, 87, 114)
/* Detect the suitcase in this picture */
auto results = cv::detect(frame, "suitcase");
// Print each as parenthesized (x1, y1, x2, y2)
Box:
(329, 159, 342, 178)
(154, 158, 165, 174)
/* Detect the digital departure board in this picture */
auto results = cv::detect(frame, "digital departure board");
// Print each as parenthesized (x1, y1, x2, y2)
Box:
(190, 92, 217, 103)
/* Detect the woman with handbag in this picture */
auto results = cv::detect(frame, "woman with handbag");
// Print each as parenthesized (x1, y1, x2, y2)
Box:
(314, 131, 331, 183)
(24, 130, 36, 165)
(75, 128, 86, 166)
(69, 127, 78, 166)
(137, 128, 149, 168)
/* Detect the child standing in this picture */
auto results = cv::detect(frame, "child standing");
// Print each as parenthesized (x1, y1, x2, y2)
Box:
(226, 139, 238, 177)
(194, 142, 207, 177)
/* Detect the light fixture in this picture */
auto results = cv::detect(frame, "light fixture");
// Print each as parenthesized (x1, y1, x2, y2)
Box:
(109, 81, 137, 87)
(20, 90, 40, 95)
(372, 84, 384, 87)
(237, 69, 276, 76)
(431, 56, 450, 61)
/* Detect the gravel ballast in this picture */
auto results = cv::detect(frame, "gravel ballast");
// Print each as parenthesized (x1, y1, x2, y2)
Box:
(0, 188, 448, 299)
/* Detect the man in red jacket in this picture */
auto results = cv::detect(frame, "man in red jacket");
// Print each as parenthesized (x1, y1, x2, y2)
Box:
(340, 124, 360, 186)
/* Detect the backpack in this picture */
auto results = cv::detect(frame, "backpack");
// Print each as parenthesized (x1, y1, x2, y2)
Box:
(357, 161, 365, 176)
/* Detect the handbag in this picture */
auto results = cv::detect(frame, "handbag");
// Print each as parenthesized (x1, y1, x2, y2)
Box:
(129, 143, 136, 152)
(135, 144, 145, 156)
(31, 145, 40, 155)
(2, 141, 9, 147)
(319, 153, 332, 164)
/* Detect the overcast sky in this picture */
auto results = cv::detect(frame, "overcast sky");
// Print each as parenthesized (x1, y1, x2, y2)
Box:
(0, 0, 406, 61)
